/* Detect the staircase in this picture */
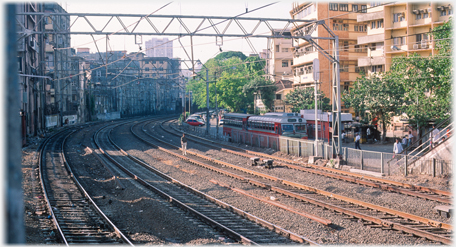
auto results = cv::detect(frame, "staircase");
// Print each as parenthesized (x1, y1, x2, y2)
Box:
(387, 117, 453, 176)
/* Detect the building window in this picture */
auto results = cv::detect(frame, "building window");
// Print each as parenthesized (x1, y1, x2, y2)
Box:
(276, 94, 282, 100)
(329, 3, 338, 11)
(416, 13, 422, 20)
(370, 43, 376, 51)
(393, 13, 405, 22)
(145, 67, 150, 71)
(352, 5, 358, 12)
(361, 5, 367, 13)
(343, 41, 349, 51)
(393, 37, 405, 45)
(282, 48, 289, 52)
(282, 61, 289, 67)
(371, 65, 383, 73)
(340, 62, 349, 72)
(275, 45, 279, 51)
(423, 12, 429, 18)
(340, 4, 349, 11)
(440, 9, 447, 16)
(343, 24, 349, 31)
(333, 23, 339, 30)
(355, 66, 365, 74)
(377, 20, 383, 28)
(371, 21, 376, 29)
(343, 82, 350, 92)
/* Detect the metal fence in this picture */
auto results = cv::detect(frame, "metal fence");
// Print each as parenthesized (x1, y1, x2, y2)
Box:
(179, 125, 452, 177)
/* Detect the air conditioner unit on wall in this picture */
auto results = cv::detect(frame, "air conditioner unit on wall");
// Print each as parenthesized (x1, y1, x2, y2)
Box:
(412, 9, 420, 14)
(436, 6, 444, 11)
(413, 44, 419, 49)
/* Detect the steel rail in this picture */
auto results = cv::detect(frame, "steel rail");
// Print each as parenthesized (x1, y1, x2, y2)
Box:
(165, 120, 452, 200)
(38, 128, 73, 245)
(139, 119, 452, 244)
(61, 129, 133, 245)
(94, 119, 315, 245)
(126, 119, 318, 245)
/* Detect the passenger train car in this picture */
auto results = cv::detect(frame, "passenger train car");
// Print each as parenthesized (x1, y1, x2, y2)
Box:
(222, 112, 307, 140)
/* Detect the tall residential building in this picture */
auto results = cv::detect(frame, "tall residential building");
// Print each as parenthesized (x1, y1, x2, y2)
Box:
(16, 2, 46, 143)
(266, 29, 294, 81)
(145, 38, 173, 58)
(357, 2, 453, 74)
(290, 2, 369, 114)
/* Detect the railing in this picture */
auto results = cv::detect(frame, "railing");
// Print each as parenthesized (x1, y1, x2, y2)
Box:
(386, 117, 453, 176)
(178, 122, 452, 178)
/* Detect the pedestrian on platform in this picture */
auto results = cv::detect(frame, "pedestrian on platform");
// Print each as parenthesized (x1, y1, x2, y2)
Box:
(181, 133, 188, 155)
(408, 131, 414, 147)
(402, 136, 408, 149)
(341, 130, 346, 143)
(431, 125, 440, 148)
(393, 138, 403, 158)
(355, 133, 361, 150)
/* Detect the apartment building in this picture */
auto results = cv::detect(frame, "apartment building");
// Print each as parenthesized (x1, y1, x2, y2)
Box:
(266, 29, 294, 81)
(290, 2, 369, 114)
(16, 2, 45, 143)
(145, 38, 174, 58)
(357, 2, 452, 73)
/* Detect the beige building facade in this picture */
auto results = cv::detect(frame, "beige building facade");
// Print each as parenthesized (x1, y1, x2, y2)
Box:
(290, 2, 369, 114)
(357, 2, 452, 73)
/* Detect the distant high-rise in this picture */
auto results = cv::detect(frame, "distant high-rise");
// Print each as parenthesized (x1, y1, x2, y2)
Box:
(145, 38, 173, 58)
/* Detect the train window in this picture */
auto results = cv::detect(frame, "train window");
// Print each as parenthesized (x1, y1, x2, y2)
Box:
(296, 124, 306, 132)
(282, 125, 293, 131)
(287, 119, 297, 122)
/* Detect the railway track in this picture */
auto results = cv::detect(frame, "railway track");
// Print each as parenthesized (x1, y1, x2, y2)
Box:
(133, 118, 452, 244)
(94, 120, 315, 245)
(163, 119, 452, 204)
(38, 126, 132, 245)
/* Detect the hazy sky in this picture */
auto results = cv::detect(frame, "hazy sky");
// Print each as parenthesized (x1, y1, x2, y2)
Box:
(64, 0, 297, 63)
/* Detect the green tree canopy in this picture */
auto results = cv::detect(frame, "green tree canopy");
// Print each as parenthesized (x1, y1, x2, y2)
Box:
(242, 76, 277, 113)
(186, 53, 267, 113)
(284, 87, 331, 113)
(388, 19, 452, 129)
(342, 73, 405, 142)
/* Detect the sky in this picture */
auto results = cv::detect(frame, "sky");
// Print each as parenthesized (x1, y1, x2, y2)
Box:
(63, 0, 298, 64)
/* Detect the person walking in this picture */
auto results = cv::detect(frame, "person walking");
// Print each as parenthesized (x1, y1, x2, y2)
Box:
(407, 131, 414, 147)
(402, 136, 408, 149)
(341, 130, 346, 143)
(431, 125, 440, 148)
(355, 133, 361, 150)
(181, 133, 188, 155)
(393, 138, 403, 158)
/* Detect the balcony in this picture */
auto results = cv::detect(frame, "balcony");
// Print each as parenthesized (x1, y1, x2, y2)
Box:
(358, 56, 385, 67)
(357, 33, 384, 45)
(411, 40, 432, 50)
(357, 11, 384, 22)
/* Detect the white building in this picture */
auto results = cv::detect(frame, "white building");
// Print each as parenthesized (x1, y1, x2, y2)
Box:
(145, 38, 173, 58)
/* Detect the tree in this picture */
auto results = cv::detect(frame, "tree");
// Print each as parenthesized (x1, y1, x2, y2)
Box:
(389, 19, 452, 130)
(342, 73, 405, 143)
(284, 87, 331, 112)
(186, 52, 268, 113)
(214, 51, 247, 61)
(242, 76, 277, 113)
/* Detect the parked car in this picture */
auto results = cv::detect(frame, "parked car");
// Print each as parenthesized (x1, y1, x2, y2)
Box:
(186, 118, 205, 126)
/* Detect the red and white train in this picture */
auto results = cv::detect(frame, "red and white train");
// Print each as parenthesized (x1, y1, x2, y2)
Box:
(222, 112, 308, 140)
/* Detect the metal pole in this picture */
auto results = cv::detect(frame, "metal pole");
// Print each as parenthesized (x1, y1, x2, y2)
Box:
(206, 69, 210, 135)
(314, 80, 318, 156)
(215, 79, 219, 139)
(6, 4, 25, 243)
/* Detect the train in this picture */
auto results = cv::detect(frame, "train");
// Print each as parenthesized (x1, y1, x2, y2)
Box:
(222, 112, 308, 140)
